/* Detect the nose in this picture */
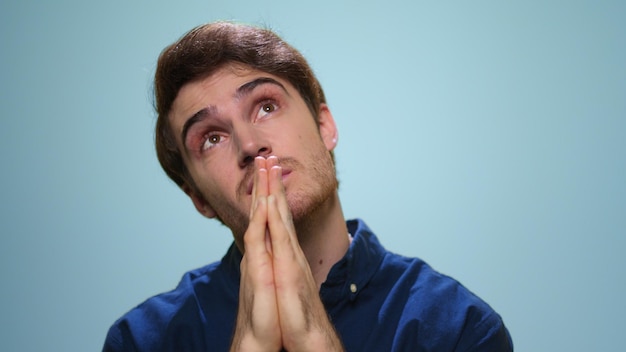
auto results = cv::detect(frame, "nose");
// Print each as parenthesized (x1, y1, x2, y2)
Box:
(236, 125, 272, 167)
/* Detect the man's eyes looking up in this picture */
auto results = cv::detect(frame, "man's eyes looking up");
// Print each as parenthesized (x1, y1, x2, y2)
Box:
(201, 102, 278, 152)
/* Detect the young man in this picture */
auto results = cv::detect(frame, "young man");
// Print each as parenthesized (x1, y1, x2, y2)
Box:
(103, 22, 513, 351)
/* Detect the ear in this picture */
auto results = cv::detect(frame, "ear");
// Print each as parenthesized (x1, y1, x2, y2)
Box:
(318, 104, 338, 151)
(182, 184, 216, 219)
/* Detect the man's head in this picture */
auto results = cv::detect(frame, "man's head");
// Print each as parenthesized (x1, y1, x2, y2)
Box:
(155, 22, 327, 195)
(153, 22, 339, 239)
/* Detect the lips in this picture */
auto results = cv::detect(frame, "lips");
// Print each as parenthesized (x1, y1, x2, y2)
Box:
(281, 169, 292, 183)
(245, 168, 292, 195)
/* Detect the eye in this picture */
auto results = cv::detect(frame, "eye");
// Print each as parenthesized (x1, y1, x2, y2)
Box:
(202, 133, 224, 151)
(262, 103, 275, 113)
(257, 102, 277, 119)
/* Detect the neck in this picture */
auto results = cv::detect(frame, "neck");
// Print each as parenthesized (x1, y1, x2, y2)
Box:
(293, 191, 349, 289)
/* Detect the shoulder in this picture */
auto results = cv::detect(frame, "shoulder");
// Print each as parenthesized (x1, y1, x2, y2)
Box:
(347, 217, 512, 351)
(102, 260, 234, 351)
(379, 252, 513, 350)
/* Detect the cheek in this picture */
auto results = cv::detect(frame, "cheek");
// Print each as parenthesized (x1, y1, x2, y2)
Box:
(288, 125, 320, 144)
(188, 163, 227, 196)
(207, 169, 237, 192)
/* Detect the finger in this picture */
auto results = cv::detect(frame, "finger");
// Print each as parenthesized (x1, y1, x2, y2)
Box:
(253, 156, 268, 198)
(269, 165, 295, 237)
(244, 196, 270, 258)
(250, 168, 267, 219)
(266, 194, 294, 263)
(250, 157, 269, 218)
(268, 164, 283, 195)
(266, 155, 279, 169)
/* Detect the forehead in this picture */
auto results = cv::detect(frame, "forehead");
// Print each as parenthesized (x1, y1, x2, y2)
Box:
(170, 64, 290, 123)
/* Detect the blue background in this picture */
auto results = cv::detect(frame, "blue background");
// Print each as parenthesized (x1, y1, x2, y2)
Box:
(1, 1, 624, 351)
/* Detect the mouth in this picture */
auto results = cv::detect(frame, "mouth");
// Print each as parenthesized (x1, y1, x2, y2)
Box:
(281, 169, 292, 183)
(245, 168, 292, 195)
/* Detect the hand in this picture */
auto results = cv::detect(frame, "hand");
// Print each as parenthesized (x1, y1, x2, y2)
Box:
(230, 156, 344, 351)
(230, 157, 280, 351)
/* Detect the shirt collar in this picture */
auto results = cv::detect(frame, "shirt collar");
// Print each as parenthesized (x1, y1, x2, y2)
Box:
(322, 219, 386, 304)
(222, 219, 386, 304)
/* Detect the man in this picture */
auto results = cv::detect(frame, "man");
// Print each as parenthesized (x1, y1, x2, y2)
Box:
(104, 22, 513, 351)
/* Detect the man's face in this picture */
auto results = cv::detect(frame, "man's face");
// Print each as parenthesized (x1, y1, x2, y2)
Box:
(169, 64, 338, 240)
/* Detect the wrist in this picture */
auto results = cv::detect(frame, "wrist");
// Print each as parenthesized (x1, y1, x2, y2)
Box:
(282, 329, 344, 352)
(231, 335, 280, 352)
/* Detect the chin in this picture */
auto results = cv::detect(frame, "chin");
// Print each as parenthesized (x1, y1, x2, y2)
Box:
(288, 185, 335, 224)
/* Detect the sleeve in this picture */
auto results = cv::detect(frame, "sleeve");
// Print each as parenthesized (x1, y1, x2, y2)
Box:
(456, 308, 514, 352)
(102, 322, 138, 352)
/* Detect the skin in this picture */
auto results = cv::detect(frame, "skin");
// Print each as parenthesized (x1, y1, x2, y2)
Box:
(168, 63, 350, 351)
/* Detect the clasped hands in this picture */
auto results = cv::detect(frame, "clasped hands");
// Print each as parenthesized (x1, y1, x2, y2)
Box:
(230, 156, 343, 352)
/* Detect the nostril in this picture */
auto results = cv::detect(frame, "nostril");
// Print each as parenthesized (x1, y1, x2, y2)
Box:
(242, 155, 254, 165)
(240, 144, 270, 167)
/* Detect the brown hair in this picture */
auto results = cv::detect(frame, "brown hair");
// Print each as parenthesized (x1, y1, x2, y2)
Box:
(154, 22, 326, 191)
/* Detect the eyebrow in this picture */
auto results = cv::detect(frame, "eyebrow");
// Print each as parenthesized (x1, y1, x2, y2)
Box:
(180, 77, 289, 147)
(181, 105, 218, 149)
(234, 77, 289, 100)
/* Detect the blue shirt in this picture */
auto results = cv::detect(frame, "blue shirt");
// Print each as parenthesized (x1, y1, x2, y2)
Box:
(103, 219, 513, 351)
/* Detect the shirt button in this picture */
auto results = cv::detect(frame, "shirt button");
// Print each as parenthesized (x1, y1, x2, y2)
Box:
(350, 283, 357, 293)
